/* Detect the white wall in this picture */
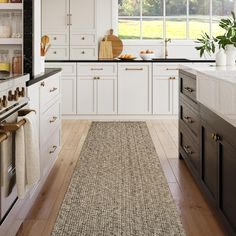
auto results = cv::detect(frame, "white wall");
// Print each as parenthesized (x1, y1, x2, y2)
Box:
(97, 0, 211, 60)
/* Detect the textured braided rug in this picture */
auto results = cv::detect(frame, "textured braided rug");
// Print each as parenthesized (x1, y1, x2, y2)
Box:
(51, 122, 185, 236)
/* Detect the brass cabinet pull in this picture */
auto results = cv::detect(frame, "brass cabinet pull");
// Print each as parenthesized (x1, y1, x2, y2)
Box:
(183, 116, 194, 124)
(184, 87, 194, 93)
(49, 145, 57, 154)
(211, 133, 221, 142)
(91, 68, 103, 71)
(166, 68, 178, 71)
(125, 68, 143, 71)
(183, 145, 193, 155)
(93, 77, 100, 80)
(0, 132, 9, 143)
(50, 87, 58, 93)
(49, 116, 57, 123)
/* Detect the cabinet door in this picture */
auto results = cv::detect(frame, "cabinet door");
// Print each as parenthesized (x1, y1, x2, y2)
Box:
(70, 0, 96, 32)
(118, 63, 152, 115)
(219, 140, 236, 232)
(97, 77, 117, 115)
(201, 123, 218, 202)
(61, 77, 77, 115)
(153, 77, 172, 115)
(77, 77, 96, 114)
(42, 0, 69, 40)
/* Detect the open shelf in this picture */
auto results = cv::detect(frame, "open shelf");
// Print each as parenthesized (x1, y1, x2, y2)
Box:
(0, 3, 23, 10)
(0, 38, 23, 45)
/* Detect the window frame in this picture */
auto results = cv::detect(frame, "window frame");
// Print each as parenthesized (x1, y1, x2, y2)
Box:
(114, 0, 231, 43)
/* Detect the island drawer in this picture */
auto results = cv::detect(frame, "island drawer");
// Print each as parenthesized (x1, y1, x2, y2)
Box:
(180, 99, 200, 137)
(180, 72, 197, 102)
(180, 121, 200, 173)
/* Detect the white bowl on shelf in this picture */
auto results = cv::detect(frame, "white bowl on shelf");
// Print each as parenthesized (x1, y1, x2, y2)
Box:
(139, 53, 155, 60)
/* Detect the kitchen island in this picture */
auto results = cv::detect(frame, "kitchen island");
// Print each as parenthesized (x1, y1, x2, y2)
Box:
(179, 64, 236, 236)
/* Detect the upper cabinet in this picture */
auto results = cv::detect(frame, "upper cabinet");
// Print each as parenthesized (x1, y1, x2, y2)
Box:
(42, 0, 97, 60)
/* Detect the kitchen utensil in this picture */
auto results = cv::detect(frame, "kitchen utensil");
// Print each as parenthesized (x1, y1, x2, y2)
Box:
(106, 29, 123, 58)
(99, 36, 113, 59)
(41, 35, 50, 56)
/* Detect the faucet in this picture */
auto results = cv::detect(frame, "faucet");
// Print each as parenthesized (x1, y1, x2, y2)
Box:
(164, 38, 171, 59)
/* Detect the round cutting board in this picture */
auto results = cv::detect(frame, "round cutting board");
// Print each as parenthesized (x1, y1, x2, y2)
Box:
(107, 29, 123, 58)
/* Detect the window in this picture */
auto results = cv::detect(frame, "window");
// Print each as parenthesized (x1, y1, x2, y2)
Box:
(118, 0, 236, 40)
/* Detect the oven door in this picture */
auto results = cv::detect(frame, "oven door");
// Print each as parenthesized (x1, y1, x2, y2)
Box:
(0, 103, 28, 223)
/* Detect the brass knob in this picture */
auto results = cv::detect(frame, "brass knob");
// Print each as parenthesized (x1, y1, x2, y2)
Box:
(54, 37, 57, 40)
(41, 81, 45, 87)
(2, 96, 7, 107)
(13, 90, 19, 101)
(19, 87, 25, 97)
(81, 51, 85, 54)
(54, 51, 57, 54)
(81, 37, 85, 40)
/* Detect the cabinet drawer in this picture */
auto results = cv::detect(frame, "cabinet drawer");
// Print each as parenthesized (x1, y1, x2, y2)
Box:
(41, 128, 60, 176)
(70, 47, 97, 60)
(77, 63, 117, 76)
(40, 74, 60, 111)
(40, 101, 61, 145)
(180, 122, 199, 172)
(46, 63, 76, 76)
(47, 33, 68, 45)
(153, 64, 179, 76)
(46, 46, 69, 60)
(180, 100, 200, 137)
(180, 73, 196, 102)
(70, 33, 96, 45)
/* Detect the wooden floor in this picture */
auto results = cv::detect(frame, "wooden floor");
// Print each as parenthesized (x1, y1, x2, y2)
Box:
(17, 120, 227, 236)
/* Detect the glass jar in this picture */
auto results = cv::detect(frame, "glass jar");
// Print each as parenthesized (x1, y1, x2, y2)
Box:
(0, 50, 10, 77)
(12, 50, 22, 75)
(0, 13, 12, 38)
(11, 12, 22, 38)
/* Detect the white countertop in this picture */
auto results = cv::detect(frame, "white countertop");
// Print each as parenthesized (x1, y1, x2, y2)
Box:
(180, 64, 236, 127)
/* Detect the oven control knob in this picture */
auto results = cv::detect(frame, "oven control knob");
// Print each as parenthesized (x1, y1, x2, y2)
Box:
(8, 90, 13, 101)
(13, 91, 19, 101)
(19, 87, 25, 97)
(2, 95, 7, 107)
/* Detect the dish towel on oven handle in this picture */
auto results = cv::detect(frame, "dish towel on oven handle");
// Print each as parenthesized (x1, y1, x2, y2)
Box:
(15, 111, 40, 199)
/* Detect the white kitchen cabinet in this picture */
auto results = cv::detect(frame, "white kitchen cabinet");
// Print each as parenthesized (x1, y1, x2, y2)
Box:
(46, 63, 77, 115)
(118, 63, 152, 115)
(77, 63, 117, 115)
(153, 64, 179, 115)
(77, 77, 117, 115)
(42, 0, 97, 60)
(77, 77, 96, 114)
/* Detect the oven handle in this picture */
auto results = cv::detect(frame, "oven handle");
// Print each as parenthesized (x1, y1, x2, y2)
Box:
(8, 165, 16, 178)
(0, 109, 36, 132)
(0, 132, 9, 143)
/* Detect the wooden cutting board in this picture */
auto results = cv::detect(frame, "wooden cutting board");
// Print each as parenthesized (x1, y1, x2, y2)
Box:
(106, 29, 123, 58)
(99, 37, 113, 59)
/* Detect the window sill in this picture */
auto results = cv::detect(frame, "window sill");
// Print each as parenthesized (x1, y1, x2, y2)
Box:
(122, 39, 198, 46)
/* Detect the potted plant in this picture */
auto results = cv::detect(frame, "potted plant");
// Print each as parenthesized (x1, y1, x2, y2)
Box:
(195, 11, 236, 66)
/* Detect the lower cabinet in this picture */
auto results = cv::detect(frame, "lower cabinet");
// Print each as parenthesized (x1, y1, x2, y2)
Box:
(118, 63, 152, 115)
(179, 69, 236, 236)
(77, 76, 117, 115)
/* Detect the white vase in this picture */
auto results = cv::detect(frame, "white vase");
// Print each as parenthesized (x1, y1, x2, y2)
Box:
(225, 44, 236, 66)
(215, 48, 226, 66)
(40, 56, 45, 73)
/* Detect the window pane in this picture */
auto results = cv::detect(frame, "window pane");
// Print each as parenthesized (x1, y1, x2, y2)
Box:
(166, 0, 186, 16)
(212, 0, 236, 16)
(189, 18, 210, 39)
(142, 0, 163, 16)
(189, 0, 210, 15)
(212, 17, 226, 36)
(166, 18, 187, 39)
(118, 18, 141, 39)
(142, 18, 163, 39)
(118, 0, 141, 16)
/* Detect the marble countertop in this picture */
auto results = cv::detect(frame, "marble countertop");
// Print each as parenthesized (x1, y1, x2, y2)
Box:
(180, 64, 236, 127)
